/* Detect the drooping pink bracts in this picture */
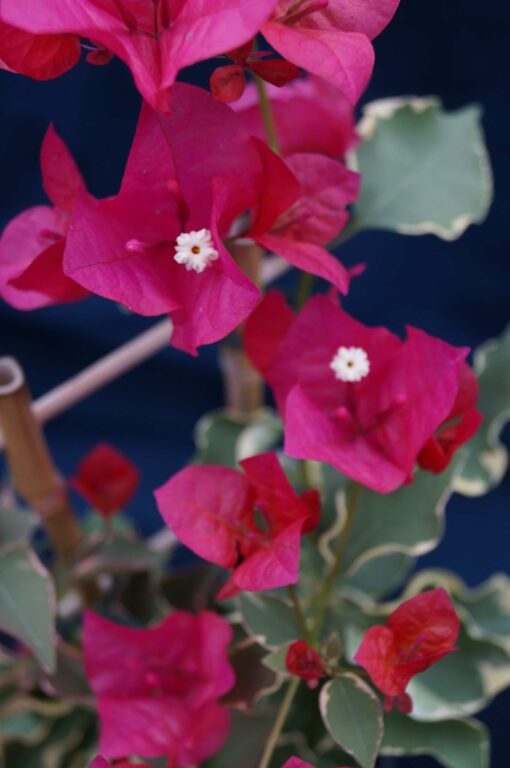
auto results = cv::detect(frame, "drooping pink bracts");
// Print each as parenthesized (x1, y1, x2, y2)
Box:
(0, 125, 89, 310)
(244, 291, 479, 493)
(83, 610, 235, 767)
(234, 76, 357, 159)
(70, 443, 140, 517)
(155, 452, 320, 598)
(63, 83, 355, 353)
(354, 588, 460, 713)
(260, 0, 401, 103)
(0, 0, 280, 111)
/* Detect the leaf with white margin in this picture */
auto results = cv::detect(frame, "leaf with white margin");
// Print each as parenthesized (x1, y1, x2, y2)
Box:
(406, 628, 510, 721)
(0, 545, 56, 673)
(0, 505, 37, 546)
(320, 674, 383, 768)
(194, 407, 283, 468)
(454, 324, 510, 496)
(349, 97, 492, 241)
(382, 712, 489, 768)
(239, 593, 300, 650)
(341, 459, 461, 575)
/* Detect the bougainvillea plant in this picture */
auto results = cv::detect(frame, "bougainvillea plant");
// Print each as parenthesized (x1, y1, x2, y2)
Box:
(0, 2, 508, 768)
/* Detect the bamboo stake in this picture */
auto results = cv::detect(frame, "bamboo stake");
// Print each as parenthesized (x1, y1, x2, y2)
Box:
(219, 242, 264, 415)
(0, 318, 173, 451)
(0, 357, 83, 562)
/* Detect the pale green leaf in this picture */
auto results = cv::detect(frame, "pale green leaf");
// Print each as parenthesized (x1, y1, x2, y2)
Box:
(455, 324, 510, 496)
(194, 408, 282, 467)
(319, 674, 383, 768)
(382, 712, 489, 768)
(239, 593, 300, 650)
(351, 97, 492, 240)
(0, 546, 56, 673)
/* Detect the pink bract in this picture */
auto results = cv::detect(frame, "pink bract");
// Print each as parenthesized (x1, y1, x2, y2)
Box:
(244, 291, 476, 493)
(234, 76, 357, 159)
(63, 83, 353, 352)
(0, 125, 89, 310)
(0, 0, 280, 111)
(354, 588, 460, 710)
(261, 0, 400, 103)
(154, 451, 320, 597)
(83, 609, 235, 767)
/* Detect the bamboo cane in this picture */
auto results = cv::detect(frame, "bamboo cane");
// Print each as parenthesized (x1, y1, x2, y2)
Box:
(219, 242, 264, 415)
(0, 357, 83, 562)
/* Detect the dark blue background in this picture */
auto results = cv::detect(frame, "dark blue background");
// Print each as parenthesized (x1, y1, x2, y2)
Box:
(0, 1, 508, 765)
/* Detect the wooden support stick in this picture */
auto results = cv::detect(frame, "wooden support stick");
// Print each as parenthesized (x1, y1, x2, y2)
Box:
(0, 357, 83, 562)
(219, 242, 264, 415)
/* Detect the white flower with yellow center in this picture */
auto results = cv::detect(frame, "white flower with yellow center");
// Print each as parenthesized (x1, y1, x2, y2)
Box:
(330, 346, 370, 383)
(174, 229, 219, 273)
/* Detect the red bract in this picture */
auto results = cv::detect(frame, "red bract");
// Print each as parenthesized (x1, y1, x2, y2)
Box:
(244, 292, 477, 493)
(83, 610, 235, 766)
(63, 83, 352, 352)
(0, 0, 280, 111)
(70, 443, 139, 517)
(283, 760, 315, 768)
(0, 125, 89, 310)
(0, 21, 80, 79)
(354, 588, 460, 712)
(234, 76, 357, 159)
(260, 0, 400, 103)
(211, 41, 300, 104)
(418, 364, 482, 473)
(286, 640, 325, 681)
(155, 452, 320, 598)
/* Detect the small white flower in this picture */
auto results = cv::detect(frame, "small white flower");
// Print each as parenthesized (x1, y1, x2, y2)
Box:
(330, 346, 370, 383)
(174, 229, 219, 273)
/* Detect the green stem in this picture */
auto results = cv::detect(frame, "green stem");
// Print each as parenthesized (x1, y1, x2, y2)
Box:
(253, 73, 281, 155)
(258, 678, 300, 768)
(312, 483, 361, 641)
(296, 271, 315, 309)
(287, 584, 312, 643)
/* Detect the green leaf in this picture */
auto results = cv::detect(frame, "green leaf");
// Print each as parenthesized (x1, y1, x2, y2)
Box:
(263, 643, 293, 676)
(342, 552, 415, 601)
(0, 546, 56, 673)
(0, 505, 37, 546)
(73, 537, 165, 579)
(341, 461, 459, 575)
(194, 408, 282, 467)
(406, 628, 510, 720)
(455, 324, 510, 496)
(382, 712, 489, 768)
(239, 593, 300, 650)
(351, 97, 492, 240)
(320, 674, 383, 768)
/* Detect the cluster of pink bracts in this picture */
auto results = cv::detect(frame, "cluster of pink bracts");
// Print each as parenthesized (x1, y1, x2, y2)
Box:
(1, 1, 476, 766)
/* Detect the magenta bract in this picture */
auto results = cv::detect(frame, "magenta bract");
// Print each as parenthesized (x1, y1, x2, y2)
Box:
(0, 0, 280, 110)
(0, 125, 89, 310)
(84, 609, 235, 766)
(244, 291, 477, 493)
(155, 451, 320, 597)
(261, 0, 400, 103)
(234, 76, 358, 159)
